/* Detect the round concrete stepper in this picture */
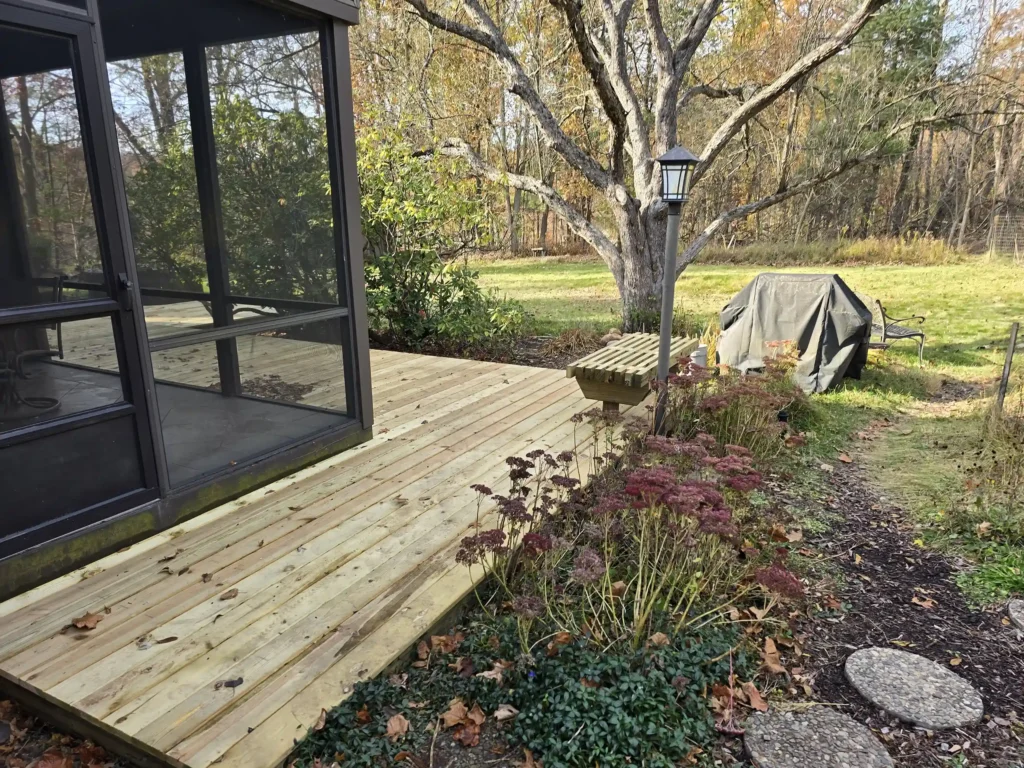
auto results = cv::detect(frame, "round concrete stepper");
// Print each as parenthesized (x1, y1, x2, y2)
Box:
(1008, 599, 1024, 631)
(744, 705, 894, 768)
(845, 647, 984, 730)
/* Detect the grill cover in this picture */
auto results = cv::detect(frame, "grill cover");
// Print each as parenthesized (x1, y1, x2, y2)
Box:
(717, 273, 871, 394)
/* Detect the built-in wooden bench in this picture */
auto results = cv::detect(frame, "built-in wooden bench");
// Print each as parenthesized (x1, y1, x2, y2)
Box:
(566, 332, 699, 411)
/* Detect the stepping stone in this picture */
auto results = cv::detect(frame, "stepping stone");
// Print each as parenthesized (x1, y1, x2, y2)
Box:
(744, 705, 893, 768)
(1008, 599, 1024, 631)
(845, 647, 983, 730)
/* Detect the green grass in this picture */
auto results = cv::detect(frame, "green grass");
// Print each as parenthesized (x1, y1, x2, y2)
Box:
(473, 255, 1024, 604)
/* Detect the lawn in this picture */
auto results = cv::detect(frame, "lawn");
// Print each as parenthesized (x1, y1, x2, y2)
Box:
(472, 256, 1023, 378)
(474, 255, 1024, 604)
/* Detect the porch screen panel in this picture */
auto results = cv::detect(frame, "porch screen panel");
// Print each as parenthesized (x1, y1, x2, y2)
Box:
(207, 31, 340, 310)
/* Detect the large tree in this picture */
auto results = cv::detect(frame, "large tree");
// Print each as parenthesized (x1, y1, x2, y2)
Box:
(403, 0, 902, 327)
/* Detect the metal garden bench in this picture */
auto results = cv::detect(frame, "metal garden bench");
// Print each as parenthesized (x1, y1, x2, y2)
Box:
(858, 293, 926, 364)
(566, 332, 698, 411)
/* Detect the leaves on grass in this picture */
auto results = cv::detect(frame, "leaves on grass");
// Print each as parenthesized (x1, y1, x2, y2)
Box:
(761, 638, 787, 675)
(838, 453, 853, 463)
(385, 713, 409, 742)
(313, 708, 327, 732)
(71, 612, 103, 631)
(219, 588, 239, 601)
(976, 521, 993, 537)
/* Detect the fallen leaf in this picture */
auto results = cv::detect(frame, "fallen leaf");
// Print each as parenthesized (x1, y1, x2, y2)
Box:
(854, 553, 862, 564)
(761, 638, 787, 675)
(385, 713, 409, 742)
(78, 744, 108, 766)
(388, 673, 408, 688)
(416, 640, 429, 660)
(647, 632, 670, 647)
(741, 681, 768, 712)
(890, 639, 915, 647)
(355, 706, 371, 725)
(313, 708, 327, 731)
(33, 749, 71, 768)
(950, 657, 962, 666)
(476, 660, 512, 684)
(201, 573, 212, 583)
(976, 521, 993, 537)
(820, 463, 834, 473)
(155, 636, 178, 644)
(71, 612, 103, 631)
(580, 677, 601, 689)
(214, 677, 243, 690)
(786, 529, 803, 543)
(442, 698, 469, 729)
(522, 748, 540, 768)
(467, 704, 486, 726)
(747, 605, 770, 621)
(157, 552, 179, 563)
(770, 524, 788, 542)
(911, 595, 937, 610)
(452, 722, 480, 747)
(493, 703, 519, 721)
(219, 588, 239, 601)
(611, 580, 627, 597)
(838, 453, 853, 463)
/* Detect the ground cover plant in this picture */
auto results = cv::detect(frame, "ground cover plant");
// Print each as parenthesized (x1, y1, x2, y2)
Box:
(293, 359, 811, 767)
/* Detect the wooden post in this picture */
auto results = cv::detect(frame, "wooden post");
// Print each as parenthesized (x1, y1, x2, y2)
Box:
(996, 322, 1019, 416)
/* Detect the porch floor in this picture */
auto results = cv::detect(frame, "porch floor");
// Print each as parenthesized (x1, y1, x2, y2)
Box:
(0, 350, 621, 768)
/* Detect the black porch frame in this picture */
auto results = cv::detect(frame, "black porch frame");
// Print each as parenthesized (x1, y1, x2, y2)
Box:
(0, 0, 373, 597)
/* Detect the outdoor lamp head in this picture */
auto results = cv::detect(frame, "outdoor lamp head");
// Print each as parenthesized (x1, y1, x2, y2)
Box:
(656, 146, 699, 204)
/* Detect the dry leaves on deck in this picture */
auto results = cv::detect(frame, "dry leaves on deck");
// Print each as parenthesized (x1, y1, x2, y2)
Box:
(313, 708, 327, 732)
(70, 612, 103, 631)
(219, 588, 239, 601)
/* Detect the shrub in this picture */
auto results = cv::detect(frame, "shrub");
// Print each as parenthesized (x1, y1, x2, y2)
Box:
(358, 122, 529, 354)
(457, 413, 802, 655)
(660, 349, 808, 460)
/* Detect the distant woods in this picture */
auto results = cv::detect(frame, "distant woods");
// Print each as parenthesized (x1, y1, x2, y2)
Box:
(350, 0, 1024, 257)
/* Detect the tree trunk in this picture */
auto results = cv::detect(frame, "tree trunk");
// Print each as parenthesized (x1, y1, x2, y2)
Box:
(888, 124, 922, 236)
(15, 76, 40, 233)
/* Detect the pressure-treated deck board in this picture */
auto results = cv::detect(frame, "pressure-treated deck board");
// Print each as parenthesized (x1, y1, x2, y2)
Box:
(0, 327, 634, 768)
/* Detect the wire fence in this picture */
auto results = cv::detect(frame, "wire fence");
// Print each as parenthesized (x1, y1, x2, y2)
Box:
(990, 214, 1024, 264)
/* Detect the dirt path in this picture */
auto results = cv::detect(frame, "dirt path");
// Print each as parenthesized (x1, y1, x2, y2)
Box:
(783, 452, 1024, 767)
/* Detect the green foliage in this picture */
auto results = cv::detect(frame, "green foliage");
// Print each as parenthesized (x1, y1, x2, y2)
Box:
(291, 616, 745, 768)
(511, 627, 745, 767)
(358, 125, 529, 352)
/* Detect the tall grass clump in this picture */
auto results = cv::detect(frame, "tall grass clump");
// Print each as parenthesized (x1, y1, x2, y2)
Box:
(701, 236, 970, 267)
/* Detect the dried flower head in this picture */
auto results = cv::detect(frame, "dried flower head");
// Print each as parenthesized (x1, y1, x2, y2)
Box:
(570, 547, 606, 584)
(755, 563, 805, 599)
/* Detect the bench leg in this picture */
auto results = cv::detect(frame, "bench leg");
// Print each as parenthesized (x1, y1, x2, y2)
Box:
(917, 336, 925, 366)
(602, 401, 620, 413)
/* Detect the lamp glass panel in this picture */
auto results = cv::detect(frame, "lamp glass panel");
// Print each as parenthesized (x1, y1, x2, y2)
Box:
(662, 166, 684, 200)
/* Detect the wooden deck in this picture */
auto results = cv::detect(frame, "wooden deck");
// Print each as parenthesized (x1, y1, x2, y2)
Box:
(0, 332, 621, 768)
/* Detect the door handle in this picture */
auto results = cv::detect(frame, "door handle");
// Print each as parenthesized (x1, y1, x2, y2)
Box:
(117, 272, 135, 312)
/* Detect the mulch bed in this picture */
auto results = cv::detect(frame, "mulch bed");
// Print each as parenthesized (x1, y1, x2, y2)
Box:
(0, 699, 126, 768)
(784, 459, 1024, 767)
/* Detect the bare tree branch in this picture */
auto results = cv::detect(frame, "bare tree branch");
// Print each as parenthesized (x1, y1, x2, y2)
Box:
(678, 82, 745, 110)
(405, 0, 614, 192)
(694, 0, 890, 186)
(438, 138, 622, 271)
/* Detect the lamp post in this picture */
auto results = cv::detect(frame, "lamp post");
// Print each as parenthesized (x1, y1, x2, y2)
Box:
(654, 145, 699, 435)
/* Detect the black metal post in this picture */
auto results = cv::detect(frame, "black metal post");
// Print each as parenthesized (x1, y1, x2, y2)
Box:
(183, 45, 240, 397)
(654, 202, 682, 435)
(996, 322, 1019, 416)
